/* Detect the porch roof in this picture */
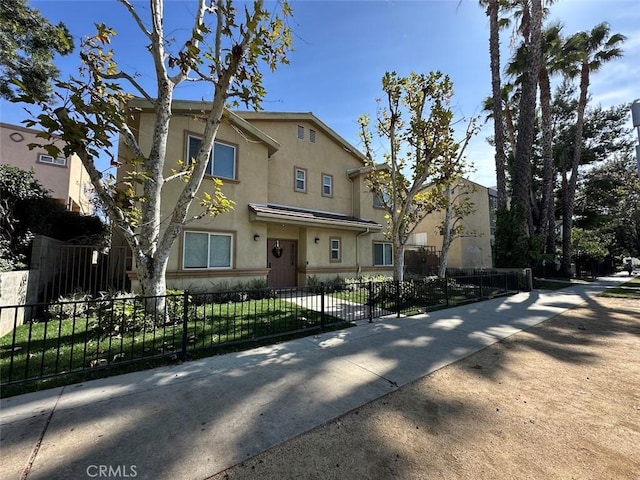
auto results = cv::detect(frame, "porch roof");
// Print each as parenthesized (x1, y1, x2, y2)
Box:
(248, 203, 383, 232)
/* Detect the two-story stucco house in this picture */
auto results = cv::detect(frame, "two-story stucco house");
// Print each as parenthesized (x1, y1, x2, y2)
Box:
(0, 122, 94, 214)
(118, 99, 393, 290)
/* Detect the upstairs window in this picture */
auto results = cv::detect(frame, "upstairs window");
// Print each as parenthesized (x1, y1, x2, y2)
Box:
(297, 125, 304, 140)
(38, 153, 66, 166)
(295, 167, 307, 192)
(309, 129, 316, 143)
(322, 174, 333, 197)
(373, 191, 390, 209)
(187, 135, 236, 180)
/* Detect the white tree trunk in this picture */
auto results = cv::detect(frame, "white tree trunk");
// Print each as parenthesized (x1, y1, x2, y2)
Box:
(393, 242, 405, 282)
(438, 185, 454, 278)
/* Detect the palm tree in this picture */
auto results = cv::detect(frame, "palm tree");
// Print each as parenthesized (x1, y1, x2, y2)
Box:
(538, 22, 564, 254)
(559, 22, 626, 276)
(511, 0, 543, 237)
(481, 0, 510, 209)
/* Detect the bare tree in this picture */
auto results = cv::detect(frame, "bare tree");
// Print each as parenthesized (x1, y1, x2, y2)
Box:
(19, 0, 293, 299)
(358, 71, 478, 281)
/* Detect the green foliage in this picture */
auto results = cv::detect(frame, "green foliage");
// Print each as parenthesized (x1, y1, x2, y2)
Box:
(0, 165, 108, 271)
(0, 0, 74, 101)
(494, 206, 541, 268)
(575, 154, 640, 258)
(0, 165, 51, 270)
(358, 71, 478, 281)
(571, 228, 610, 263)
(11, 0, 294, 297)
(306, 275, 346, 294)
(190, 279, 276, 304)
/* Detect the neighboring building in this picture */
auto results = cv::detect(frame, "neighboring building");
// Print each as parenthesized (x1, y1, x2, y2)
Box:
(117, 99, 393, 290)
(0, 122, 94, 214)
(410, 178, 495, 270)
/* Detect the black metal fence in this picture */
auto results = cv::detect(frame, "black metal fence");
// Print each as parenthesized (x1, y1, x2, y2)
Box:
(1, 272, 521, 387)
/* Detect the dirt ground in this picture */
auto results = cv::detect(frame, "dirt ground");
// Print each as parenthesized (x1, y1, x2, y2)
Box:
(211, 296, 640, 480)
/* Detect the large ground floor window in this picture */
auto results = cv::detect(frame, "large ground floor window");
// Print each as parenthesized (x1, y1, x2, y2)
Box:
(183, 231, 233, 269)
(374, 242, 393, 266)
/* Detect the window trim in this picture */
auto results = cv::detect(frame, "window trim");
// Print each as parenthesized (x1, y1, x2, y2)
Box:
(330, 237, 341, 263)
(38, 153, 66, 167)
(373, 241, 393, 267)
(321, 173, 333, 198)
(186, 133, 238, 181)
(294, 166, 307, 193)
(182, 231, 234, 270)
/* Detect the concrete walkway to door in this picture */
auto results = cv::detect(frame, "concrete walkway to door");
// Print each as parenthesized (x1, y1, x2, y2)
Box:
(277, 288, 376, 322)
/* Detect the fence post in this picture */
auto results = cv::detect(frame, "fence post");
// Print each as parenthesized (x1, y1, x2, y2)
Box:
(368, 281, 373, 323)
(181, 290, 189, 362)
(395, 280, 401, 318)
(504, 272, 508, 293)
(445, 272, 450, 307)
(320, 283, 325, 332)
(479, 272, 484, 299)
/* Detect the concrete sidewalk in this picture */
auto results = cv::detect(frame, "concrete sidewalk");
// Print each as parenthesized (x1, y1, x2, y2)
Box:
(0, 275, 629, 480)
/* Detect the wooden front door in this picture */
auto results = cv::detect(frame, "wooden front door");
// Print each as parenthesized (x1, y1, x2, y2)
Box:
(267, 239, 297, 288)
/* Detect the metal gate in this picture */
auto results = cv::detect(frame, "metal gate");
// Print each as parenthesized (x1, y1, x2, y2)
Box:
(30, 237, 131, 302)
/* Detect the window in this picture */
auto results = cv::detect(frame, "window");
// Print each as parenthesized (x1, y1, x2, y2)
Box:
(295, 167, 307, 192)
(187, 135, 236, 180)
(374, 242, 393, 266)
(309, 129, 316, 143)
(297, 125, 304, 140)
(322, 174, 333, 197)
(373, 191, 389, 209)
(38, 154, 66, 166)
(330, 238, 341, 263)
(183, 231, 232, 269)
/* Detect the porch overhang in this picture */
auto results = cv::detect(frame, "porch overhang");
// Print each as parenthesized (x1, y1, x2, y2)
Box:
(248, 203, 383, 232)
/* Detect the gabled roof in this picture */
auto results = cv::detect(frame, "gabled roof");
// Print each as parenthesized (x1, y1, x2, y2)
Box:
(235, 111, 369, 164)
(127, 98, 281, 157)
(248, 203, 382, 232)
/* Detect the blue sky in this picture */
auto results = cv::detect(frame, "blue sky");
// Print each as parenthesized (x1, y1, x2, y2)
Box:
(1, 0, 639, 188)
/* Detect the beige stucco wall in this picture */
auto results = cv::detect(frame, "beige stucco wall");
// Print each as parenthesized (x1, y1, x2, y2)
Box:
(414, 179, 493, 269)
(239, 115, 391, 281)
(0, 123, 93, 214)
(120, 111, 272, 290)
(120, 107, 394, 291)
(0, 271, 30, 336)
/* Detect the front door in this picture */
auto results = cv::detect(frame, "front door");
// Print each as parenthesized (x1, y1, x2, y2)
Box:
(267, 239, 297, 288)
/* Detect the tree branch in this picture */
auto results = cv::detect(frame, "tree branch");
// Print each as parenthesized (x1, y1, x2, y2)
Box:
(117, 0, 152, 39)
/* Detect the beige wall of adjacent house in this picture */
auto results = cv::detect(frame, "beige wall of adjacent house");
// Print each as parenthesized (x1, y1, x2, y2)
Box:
(0, 123, 93, 214)
(414, 179, 493, 269)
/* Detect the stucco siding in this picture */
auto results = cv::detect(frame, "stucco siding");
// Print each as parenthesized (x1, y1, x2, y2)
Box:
(1, 123, 93, 214)
(414, 179, 493, 269)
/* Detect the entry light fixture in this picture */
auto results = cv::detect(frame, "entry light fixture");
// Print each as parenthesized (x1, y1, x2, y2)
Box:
(254, 234, 260, 241)
(314, 237, 320, 244)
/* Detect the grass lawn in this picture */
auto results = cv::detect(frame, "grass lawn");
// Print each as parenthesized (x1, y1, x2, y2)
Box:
(0, 298, 344, 397)
(599, 276, 640, 299)
(533, 278, 573, 290)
